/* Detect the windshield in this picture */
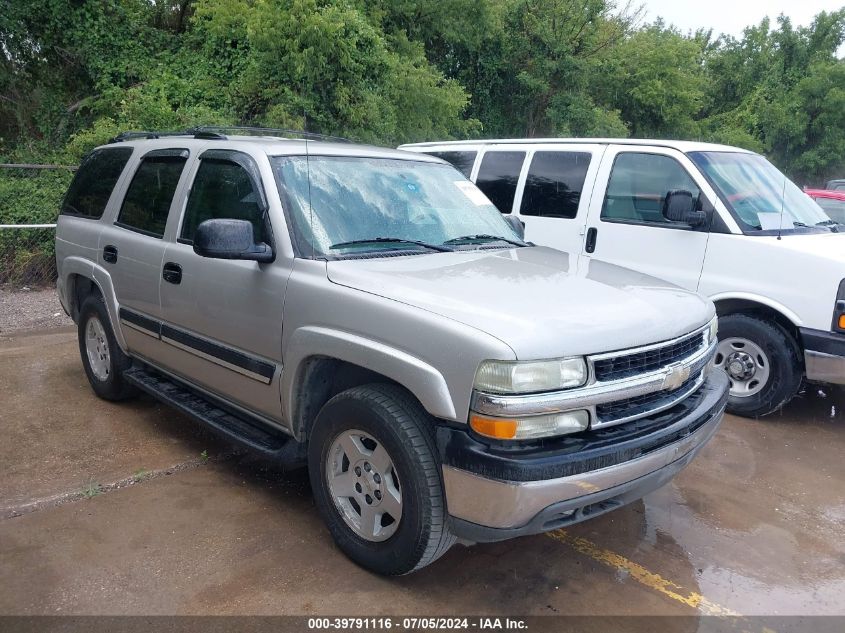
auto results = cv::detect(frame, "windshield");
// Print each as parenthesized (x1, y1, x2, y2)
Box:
(272, 156, 523, 258)
(688, 151, 830, 232)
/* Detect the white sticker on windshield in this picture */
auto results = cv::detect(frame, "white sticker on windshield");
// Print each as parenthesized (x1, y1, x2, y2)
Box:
(758, 212, 786, 230)
(454, 180, 491, 206)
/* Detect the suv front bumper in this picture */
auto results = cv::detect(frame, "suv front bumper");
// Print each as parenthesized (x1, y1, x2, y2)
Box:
(802, 328, 845, 386)
(436, 370, 729, 542)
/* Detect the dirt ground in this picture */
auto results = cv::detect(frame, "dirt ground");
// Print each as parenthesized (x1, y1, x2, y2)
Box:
(0, 286, 72, 333)
(0, 324, 843, 623)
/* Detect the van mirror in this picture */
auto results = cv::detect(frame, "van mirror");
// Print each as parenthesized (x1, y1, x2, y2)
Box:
(663, 189, 706, 226)
(504, 214, 526, 240)
(193, 219, 274, 263)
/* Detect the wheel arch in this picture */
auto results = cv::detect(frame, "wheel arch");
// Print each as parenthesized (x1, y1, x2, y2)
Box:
(61, 257, 127, 351)
(711, 294, 803, 352)
(283, 326, 458, 442)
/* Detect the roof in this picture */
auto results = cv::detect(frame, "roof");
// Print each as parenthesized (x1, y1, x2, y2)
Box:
(98, 133, 443, 163)
(805, 188, 845, 200)
(399, 137, 754, 154)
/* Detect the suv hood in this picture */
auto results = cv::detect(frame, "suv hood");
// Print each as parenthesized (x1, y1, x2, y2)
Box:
(327, 247, 713, 359)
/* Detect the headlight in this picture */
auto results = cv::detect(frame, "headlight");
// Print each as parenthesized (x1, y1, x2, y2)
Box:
(474, 357, 588, 394)
(470, 410, 590, 440)
(705, 316, 719, 345)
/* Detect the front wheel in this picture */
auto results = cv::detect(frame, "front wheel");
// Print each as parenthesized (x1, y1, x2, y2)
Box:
(308, 383, 455, 575)
(712, 314, 802, 417)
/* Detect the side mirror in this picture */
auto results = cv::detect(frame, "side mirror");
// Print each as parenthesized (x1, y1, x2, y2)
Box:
(193, 219, 274, 263)
(663, 189, 706, 226)
(504, 214, 526, 240)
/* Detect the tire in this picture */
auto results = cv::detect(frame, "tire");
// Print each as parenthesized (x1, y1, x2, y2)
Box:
(713, 314, 802, 418)
(308, 383, 455, 575)
(77, 294, 138, 401)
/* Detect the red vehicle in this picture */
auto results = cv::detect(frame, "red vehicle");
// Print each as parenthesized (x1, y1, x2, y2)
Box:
(805, 188, 845, 224)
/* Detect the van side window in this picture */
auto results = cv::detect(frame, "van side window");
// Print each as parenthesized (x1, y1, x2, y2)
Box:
(116, 153, 188, 237)
(521, 152, 591, 219)
(602, 153, 701, 226)
(428, 151, 476, 178)
(181, 159, 267, 243)
(61, 147, 133, 219)
(475, 151, 526, 214)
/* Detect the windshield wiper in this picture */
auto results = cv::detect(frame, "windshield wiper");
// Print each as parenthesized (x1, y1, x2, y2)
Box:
(443, 234, 527, 247)
(816, 219, 841, 232)
(329, 237, 453, 252)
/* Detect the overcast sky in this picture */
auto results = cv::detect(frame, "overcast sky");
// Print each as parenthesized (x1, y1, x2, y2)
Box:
(639, 0, 844, 51)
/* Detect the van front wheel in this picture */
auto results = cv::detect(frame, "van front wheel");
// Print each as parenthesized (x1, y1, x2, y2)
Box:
(713, 314, 802, 417)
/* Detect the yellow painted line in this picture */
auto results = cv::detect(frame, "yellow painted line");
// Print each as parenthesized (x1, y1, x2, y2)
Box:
(545, 529, 740, 617)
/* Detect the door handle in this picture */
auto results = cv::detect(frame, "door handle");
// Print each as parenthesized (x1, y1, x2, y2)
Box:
(585, 227, 598, 253)
(102, 245, 118, 264)
(162, 262, 183, 285)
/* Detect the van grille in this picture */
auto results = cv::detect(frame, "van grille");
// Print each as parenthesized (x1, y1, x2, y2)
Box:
(592, 331, 705, 383)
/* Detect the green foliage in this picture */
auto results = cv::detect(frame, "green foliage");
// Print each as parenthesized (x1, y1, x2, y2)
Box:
(2, 0, 845, 185)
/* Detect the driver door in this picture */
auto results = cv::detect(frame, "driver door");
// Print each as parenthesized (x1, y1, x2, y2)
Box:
(583, 146, 713, 291)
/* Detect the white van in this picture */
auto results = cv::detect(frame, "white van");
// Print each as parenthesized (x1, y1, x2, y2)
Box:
(399, 138, 845, 417)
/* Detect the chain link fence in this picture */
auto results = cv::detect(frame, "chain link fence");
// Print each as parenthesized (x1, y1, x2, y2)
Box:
(0, 164, 75, 288)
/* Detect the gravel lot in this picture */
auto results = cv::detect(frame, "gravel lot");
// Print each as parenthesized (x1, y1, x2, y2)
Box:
(0, 286, 73, 334)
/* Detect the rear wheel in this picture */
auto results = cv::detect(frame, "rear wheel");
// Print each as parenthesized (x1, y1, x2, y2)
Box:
(713, 314, 802, 417)
(77, 295, 138, 401)
(308, 383, 455, 575)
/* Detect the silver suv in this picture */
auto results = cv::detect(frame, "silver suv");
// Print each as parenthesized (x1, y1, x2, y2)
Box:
(55, 128, 729, 575)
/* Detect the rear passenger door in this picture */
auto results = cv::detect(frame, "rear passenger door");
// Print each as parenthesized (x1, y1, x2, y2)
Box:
(512, 145, 602, 257)
(99, 148, 190, 354)
(583, 146, 713, 291)
(157, 149, 286, 421)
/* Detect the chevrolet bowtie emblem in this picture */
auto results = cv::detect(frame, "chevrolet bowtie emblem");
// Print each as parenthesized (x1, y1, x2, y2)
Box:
(662, 363, 691, 391)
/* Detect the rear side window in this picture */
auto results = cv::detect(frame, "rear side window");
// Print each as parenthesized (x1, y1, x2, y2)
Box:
(520, 152, 591, 219)
(475, 151, 526, 214)
(180, 159, 268, 243)
(602, 152, 700, 225)
(428, 151, 476, 178)
(116, 152, 188, 238)
(61, 148, 133, 219)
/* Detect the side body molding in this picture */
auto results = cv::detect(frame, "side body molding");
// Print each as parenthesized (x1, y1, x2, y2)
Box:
(282, 326, 457, 434)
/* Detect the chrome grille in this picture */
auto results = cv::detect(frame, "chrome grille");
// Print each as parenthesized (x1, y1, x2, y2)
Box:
(595, 371, 703, 425)
(592, 331, 706, 383)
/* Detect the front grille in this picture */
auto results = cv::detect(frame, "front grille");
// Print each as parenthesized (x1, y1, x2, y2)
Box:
(596, 371, 702, 424)
(592, 331, 705, 383)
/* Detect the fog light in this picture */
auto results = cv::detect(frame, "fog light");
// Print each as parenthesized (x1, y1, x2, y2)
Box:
(470, 410, 589, 440)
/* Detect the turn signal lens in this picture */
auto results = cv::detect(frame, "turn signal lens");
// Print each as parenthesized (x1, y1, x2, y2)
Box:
(470, 410, 589, 441)
(838, 314, 845, 330)
(469, 415, 518, 439)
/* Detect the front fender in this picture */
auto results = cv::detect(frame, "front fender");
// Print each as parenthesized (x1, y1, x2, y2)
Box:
(709, 291, 803, 327)
(282, 326, 458, 432)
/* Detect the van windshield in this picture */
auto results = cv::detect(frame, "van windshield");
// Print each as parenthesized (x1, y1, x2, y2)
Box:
(272, 156, 524, 258)
(688, 151, 831, 233)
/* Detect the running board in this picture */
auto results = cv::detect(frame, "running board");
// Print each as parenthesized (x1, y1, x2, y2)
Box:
(123, 365, 304, 465)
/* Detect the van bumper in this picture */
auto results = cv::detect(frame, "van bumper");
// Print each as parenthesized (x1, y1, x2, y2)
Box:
(802, 328, 845, 386)
(437, 370, 729, 542)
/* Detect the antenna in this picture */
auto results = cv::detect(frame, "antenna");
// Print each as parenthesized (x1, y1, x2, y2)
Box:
(777, 174, 787, 240)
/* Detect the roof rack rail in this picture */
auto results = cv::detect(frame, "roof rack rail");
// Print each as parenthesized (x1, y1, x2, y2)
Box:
(191, 125, 351, 143)
(108, 129, 227, 143)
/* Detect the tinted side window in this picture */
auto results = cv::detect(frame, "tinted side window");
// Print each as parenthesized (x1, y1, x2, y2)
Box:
(475, 151, 526, 214)
(61, 148, 133, 219)
(520, 152, 591, 219)
(428, 151, 476, 178)
(181, 160, 267, 243)
(602, 153, 700, 225)
(116, 156, 187, 237)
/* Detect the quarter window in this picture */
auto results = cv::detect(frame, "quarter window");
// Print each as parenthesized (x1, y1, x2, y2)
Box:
(181, 159, 267, 243)
(61, 148, 133, 219)
(520, 152, 591, 219)
(475, 151, 526, 214)
(117, 153, 188, 237)
(428, 151, 477, 178)
(602, 153, 701, 225)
